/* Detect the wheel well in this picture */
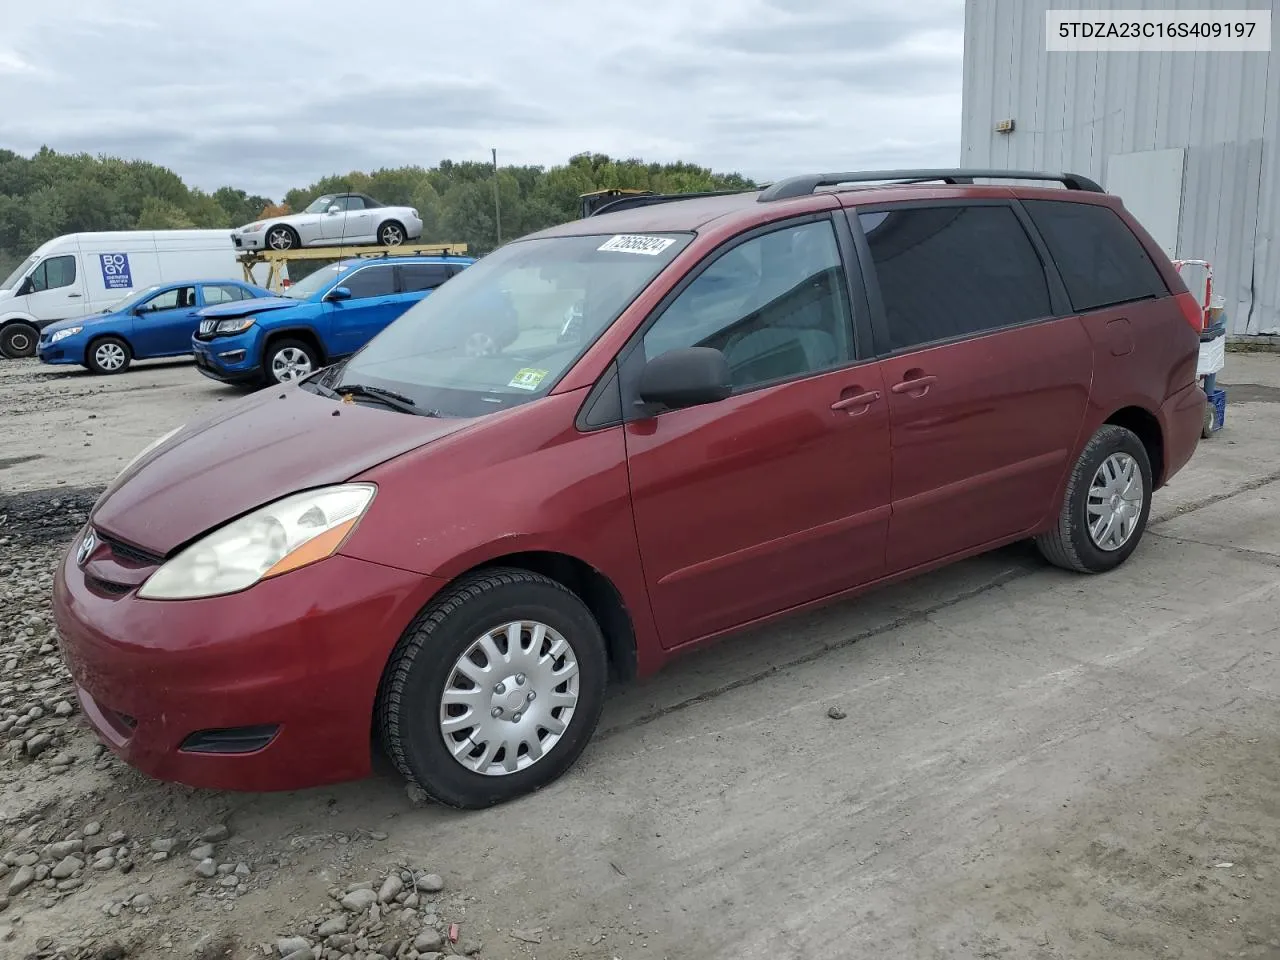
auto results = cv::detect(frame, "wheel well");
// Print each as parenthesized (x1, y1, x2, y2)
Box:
(263, 328, 325, 365)
(471, 551, 638, 683)
(378, 219, 404, 236)
(267, 222, 299, 239)
(84, 332, 129, 359)
(1105, 406, 1164, 487)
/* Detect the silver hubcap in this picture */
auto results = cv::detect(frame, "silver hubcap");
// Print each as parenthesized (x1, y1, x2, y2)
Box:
(1087, 452, 1144, 551)
(268, 229, 293, 250)
(439, 620, 580, 777)
(381, 225, 404, 245)
(95, 343, 126, 371)
(271, 347, 312, 381)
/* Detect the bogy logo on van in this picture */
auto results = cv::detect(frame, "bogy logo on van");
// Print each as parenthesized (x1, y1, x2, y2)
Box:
(99, 253, 133, 291)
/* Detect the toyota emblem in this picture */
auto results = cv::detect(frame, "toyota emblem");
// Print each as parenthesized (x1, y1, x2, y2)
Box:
(77, 530, 97, 566)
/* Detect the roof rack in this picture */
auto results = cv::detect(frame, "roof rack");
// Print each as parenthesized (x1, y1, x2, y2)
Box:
(586, 188, 758, 218)
(757, 169, 1105, 202)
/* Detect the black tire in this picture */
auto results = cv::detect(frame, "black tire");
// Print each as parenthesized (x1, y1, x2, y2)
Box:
(0, 322, 39, 359)
(1036, 424, 1153, 574)
(376, 568, 609, 809)
(85, 336, 132, 375)
(263, 338, 317, 385)
(377, 221, 406, 246)
(265, 224, 299, 251)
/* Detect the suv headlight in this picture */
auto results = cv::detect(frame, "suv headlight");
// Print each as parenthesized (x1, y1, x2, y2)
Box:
(51, 326, 82, 342)
(215, 317, 255, 334)
(138, 484, 376, 600)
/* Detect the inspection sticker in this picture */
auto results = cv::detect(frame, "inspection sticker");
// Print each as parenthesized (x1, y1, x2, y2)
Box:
(598, 234, 675, 256)
(508, 367, 550, 391)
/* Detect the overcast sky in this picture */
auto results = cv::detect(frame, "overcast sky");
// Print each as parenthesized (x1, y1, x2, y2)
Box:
(0, 0, 964, 200)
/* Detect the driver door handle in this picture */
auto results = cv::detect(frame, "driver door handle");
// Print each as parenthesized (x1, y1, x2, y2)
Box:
(67, 293, 82, 298)
(831, 389, 881, 414)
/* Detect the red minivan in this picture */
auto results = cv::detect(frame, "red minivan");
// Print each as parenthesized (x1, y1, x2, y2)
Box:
(53, 170, 1206, 808)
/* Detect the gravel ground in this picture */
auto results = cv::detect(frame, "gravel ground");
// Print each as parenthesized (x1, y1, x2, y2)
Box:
(4, 354, 1280, 960)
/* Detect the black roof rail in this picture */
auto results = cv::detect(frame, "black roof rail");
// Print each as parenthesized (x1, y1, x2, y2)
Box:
(589, 188, 758, 218)
(757, 169, 1105, 202)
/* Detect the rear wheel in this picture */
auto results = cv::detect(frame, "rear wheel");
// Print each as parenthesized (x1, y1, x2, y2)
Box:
(377, 221, 406, 246)
(377, 568, 608, 809)
(264, 338, 317, 385)
(86, 336, 132, 375)
(266, 225, 299, 251)
(1036, 424, 1153, 573)
(0, 322, 38, 359)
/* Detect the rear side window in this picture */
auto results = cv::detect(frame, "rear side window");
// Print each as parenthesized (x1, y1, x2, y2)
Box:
(857, 205, 1052, 352)
(341, 265, 396, 299)
(203, 284, 248, 304)
(399, 263, 451, 292)
(1023, 200, 1168, 312)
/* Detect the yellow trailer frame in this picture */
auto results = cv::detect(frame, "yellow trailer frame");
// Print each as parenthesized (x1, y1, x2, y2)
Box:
(237, 242, 470, 292)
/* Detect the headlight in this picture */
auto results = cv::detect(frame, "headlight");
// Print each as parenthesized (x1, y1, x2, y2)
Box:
(51, 326, 83, 342)
(137, 484, 376, 600)
(215, 317, 255, 334)
(117, 425, 183, 480)
(243, 222, 264, 233)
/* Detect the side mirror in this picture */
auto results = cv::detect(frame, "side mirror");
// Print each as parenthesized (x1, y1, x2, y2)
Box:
(326, 286, 352, 302)
(637, 347, 731, 411)
(326, 205, 342, 215)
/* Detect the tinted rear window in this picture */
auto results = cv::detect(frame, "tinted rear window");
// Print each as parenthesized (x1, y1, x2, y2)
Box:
(858, 205, 1053, 352)
(1023, 200, 1168, 312)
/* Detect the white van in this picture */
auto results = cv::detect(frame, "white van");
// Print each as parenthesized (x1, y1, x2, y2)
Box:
(0, 230, 277, 358)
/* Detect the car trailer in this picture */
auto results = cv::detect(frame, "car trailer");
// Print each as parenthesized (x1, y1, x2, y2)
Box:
(237, 242, 470, 293)
(1174, 258, 1228, 438)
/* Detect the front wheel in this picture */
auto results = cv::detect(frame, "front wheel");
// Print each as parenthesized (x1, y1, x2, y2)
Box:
(86, 336, 132, 375)
(377, 568, 608, 809)
(264, 339, 317, 385)
(265, 225, 299, 251)
(1036, 424, 1153, 573)
(0, 322, 39, 359)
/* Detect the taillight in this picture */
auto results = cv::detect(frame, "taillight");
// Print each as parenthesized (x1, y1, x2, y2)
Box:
(1174, 291, 1204, 333)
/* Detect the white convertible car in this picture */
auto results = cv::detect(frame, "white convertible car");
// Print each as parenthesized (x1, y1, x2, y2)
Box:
(232, 193, 424, 251)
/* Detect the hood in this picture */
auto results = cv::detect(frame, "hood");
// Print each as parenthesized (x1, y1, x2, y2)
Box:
(198, 296, 306, 319)
(91, 386, 472, 554)
(44, 312, 119, 335)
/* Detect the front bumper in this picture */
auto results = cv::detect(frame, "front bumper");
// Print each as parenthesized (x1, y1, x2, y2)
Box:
(231, 230, 266, 251)
(53, 535, 443, 791)
(37, 336, 85, 365)
(192, 332, 262, 384)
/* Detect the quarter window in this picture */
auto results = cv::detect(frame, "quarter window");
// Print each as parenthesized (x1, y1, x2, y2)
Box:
(400, 263, 452, 292)
(29, 255, 77, 293)
(1023, 200, 1169, 312)
(858, 205, 1053, 352)
(642, 220, 855, 391)
(340, 265, 396, 299)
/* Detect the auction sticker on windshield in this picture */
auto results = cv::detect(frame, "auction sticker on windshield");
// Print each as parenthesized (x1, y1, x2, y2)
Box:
(508, 368, 550, 391)
(598, 235, 676, 256)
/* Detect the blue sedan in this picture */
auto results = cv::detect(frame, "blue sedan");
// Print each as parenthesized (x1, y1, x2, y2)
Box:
(37, 280, 272, 375)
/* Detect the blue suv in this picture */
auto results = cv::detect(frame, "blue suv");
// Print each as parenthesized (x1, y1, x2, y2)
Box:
(192, 255, 473, 386)
(37, 280, 271, 375)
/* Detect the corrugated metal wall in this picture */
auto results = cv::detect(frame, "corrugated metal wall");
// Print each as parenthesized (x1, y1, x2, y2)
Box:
(961, 0, 1278, 334)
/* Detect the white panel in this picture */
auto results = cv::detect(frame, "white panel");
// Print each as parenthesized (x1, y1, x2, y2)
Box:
(1105, 149, 1186, 256)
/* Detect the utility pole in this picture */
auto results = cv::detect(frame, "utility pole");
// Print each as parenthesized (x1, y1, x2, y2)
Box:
(492, 148, 502, 245)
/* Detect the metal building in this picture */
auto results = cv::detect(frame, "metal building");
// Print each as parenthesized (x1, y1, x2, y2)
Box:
(961, 0, 1278, 335)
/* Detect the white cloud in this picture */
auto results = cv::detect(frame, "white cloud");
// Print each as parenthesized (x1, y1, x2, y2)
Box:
(0, 0, 964, 198)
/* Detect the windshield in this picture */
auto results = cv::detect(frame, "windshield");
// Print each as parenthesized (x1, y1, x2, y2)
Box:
(283, 262, 348, 299)
(107, 284, 163, 312)
(1, 255, 38, 291)
(303, 195, 337, 214)
(324, 232, 691, 417)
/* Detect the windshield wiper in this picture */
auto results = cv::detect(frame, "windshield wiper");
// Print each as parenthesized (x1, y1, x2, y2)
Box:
(330, 383, 445, 417)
